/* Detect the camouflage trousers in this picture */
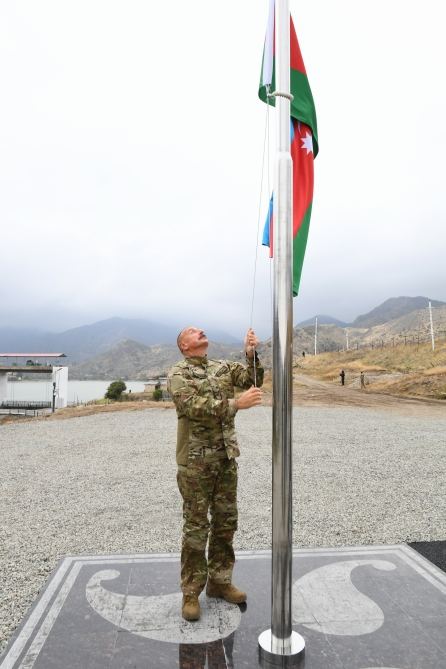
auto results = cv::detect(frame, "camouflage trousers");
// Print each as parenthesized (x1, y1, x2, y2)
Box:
(177, 457, 238, 596)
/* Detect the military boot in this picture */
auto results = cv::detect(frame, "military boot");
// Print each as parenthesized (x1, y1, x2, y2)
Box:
(206, 581, 247, 604)
(182, 594, 201, 621)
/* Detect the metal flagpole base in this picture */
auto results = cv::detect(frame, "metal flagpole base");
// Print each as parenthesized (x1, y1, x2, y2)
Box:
(258, 630, 305, 667)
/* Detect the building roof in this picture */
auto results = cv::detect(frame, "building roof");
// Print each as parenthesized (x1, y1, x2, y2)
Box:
(0, 353, 66, 358)
(0, 366, 56, 373)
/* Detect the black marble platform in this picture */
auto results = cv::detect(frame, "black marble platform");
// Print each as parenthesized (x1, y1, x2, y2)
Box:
(2, 544, 446, 668)
(410, 540, 446, 574)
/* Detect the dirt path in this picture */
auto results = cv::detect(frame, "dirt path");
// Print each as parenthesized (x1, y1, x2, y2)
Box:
(291, 374, 446, 414)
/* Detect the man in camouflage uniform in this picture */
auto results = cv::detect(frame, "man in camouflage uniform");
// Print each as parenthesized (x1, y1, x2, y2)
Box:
(168, 326, 263, 621)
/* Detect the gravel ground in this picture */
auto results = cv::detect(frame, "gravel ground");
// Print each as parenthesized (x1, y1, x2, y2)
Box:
(1, 405, 446, 654)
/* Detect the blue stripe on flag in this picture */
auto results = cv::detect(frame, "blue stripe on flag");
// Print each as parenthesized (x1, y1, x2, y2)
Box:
(262, 197, 273, 247)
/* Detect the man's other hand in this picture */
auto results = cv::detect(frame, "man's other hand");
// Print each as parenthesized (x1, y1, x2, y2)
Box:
(235, 386, 262, 410)
(244, 328, 260, 358)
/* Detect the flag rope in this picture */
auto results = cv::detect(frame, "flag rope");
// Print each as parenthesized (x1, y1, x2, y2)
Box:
(249, 99, 270, 331)
(250, 89, 274, 388)
(267, 91, 273, 335)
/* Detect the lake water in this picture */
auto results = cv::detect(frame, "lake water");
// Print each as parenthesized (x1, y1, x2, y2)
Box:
(5, 380, 147, 404)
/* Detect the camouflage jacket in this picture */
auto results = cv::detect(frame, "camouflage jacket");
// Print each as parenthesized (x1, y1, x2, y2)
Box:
(168, 355, 264, 466)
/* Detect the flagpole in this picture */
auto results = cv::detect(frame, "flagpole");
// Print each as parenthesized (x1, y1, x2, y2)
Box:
(259, 0, 305, 663)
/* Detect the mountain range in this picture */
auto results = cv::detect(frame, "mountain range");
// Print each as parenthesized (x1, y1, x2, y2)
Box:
(296, 296, 445, 329)
(350, 296, 446, 328)
(0, 317, 240, 363)
(1, 296, 445, 379)
(69, 340, 245, 380)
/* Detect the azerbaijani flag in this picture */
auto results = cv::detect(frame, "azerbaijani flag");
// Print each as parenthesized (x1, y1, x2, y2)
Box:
(259, 0, 318, 296)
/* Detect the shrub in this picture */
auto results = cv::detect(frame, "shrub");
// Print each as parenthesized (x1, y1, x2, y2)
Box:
(105, 380, 127, 401)
(152, 388, 163, 402)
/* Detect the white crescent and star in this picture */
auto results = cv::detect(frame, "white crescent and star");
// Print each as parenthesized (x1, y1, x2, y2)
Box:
(300, 131, 314, 155)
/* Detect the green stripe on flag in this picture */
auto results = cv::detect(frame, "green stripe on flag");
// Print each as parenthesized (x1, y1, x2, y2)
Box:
(259, 68, 318, 156)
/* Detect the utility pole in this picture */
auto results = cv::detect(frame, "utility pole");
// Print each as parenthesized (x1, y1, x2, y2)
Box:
(429, 301, 435, 351)
(314, 316, 318, 356)
(345, 329, 349, 351)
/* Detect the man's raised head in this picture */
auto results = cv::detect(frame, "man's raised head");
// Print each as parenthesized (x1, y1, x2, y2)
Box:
(177, 326, 208, 357)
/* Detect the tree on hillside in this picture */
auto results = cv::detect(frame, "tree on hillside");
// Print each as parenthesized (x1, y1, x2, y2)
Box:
(105, 380, 127, 401)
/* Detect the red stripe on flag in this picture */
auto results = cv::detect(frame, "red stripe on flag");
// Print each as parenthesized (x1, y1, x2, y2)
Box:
(291, 120, 314, 238)
(290, 18, 306, 74)
(271, 15, 306, 75)
(269, 215, 273, 257)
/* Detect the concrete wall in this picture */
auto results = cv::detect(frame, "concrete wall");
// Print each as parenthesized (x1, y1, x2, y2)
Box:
(0, 372, 7, 402)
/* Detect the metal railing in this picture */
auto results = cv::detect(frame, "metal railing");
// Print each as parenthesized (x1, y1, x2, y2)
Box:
(0, 400, 52, 410)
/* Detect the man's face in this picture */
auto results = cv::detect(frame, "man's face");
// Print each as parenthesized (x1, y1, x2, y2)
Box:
(178, 326, 208, 356)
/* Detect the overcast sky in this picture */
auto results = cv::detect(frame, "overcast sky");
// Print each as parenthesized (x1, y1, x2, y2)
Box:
(1, 0, 445, 339)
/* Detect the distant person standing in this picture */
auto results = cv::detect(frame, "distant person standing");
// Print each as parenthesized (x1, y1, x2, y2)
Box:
(339, 369, 345, 386)
(360, 371, 365, 389)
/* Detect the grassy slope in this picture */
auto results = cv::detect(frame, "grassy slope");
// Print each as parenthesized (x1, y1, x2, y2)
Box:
(297, 340, 446, 400)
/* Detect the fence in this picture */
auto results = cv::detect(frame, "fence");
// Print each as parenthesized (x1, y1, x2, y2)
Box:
(311, 309, 446, 355)
(0, 400, 52, 416)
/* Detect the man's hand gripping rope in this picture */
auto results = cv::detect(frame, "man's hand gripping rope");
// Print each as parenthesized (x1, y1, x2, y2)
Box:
(235, 328, 262, 409)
